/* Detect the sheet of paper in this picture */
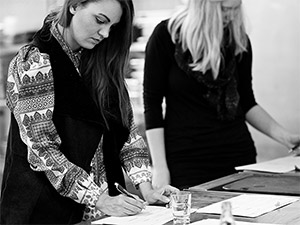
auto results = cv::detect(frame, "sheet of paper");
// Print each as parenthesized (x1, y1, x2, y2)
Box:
(196, 194, 299, 218)
(235, 156, 300, 173)
(92, 205, 198, 225)
(190, 218, 282, 225)
(92, 205, 173, 225)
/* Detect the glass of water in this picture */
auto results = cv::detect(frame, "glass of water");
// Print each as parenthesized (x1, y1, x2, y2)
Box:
(170, 191, 192, 225)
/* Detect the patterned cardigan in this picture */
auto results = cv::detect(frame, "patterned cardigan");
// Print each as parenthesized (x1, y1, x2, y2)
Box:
(5, 24, 151, 221)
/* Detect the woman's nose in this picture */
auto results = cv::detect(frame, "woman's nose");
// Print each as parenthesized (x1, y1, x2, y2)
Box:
(98, 27, 109, 39)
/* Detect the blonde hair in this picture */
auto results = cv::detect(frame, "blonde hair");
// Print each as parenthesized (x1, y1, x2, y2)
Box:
(168, 0, 248, 79)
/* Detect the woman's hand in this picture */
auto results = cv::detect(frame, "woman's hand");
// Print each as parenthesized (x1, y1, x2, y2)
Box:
(286, 134, 300, 155)
(95, 193, 145, 216)
(245, 105, 300, 156)
(151, 165, 171, 189)
(139, 182, 179, 205)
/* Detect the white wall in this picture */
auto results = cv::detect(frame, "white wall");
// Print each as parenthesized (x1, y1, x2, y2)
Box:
(0, 0, 49, 35)
(243, 0, 300, 161)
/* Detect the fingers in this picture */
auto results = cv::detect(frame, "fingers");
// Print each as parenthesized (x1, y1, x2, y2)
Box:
(288, 143, 300, 155)
(96, 194, 145, 217)
(151, 185, 180, 204)
(124, 195, 146, 209)
(165, 185, 180, 193)
(159, 185, 180, 196)
(288, 135, 300, 152)
(116, 195, 145, 216)
(293, 149, 300, 156)
(153, 192, 170, 203)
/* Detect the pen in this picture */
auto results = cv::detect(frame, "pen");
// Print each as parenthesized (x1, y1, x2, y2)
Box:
(114, 182, 145, 203)
(289, 144, 300, 153)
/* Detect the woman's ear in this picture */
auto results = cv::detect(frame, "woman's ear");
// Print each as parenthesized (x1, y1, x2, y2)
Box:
(69, 5, 77, 15)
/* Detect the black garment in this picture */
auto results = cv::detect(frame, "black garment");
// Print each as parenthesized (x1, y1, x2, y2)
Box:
(1, 20, 128, 224)
(174, 27, 240, 121)
(143, 20, 257, 189)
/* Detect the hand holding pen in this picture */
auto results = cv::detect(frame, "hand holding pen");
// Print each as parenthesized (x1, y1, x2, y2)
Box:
(114, 182, 147, 206)
(289, 143, 300, 154)
(284, 133, 300, 156)
(115, 182, 179, 207)
(94, 183, 146, 217)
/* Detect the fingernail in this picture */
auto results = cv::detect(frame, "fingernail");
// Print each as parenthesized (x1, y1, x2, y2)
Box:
(163, 196, 170, 202)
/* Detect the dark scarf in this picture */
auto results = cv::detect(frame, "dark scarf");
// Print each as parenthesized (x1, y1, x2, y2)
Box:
(174, 29, 240, 120)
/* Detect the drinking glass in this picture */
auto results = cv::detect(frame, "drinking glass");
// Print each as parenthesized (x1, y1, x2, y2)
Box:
(170, 191, 192, 225)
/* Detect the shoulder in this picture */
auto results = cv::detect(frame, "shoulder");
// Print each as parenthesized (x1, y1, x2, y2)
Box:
(150, 19, 170, 40)
(6, 45, 53, 110)
(146, 19, 174, 51)
(7, 45, 52, 94)
(12, 45, 51, 79)
(153, 19, 169, 32)
(18, 45, 50, 67)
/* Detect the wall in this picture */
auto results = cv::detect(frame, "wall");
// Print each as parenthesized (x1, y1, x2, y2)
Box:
(0, 0, 47, 36)
(243, 0, 300, 161)
(0, 0, 299, 164)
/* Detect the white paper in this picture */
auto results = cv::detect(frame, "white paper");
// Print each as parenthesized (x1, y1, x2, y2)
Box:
(92, 205, 198, 225)
(190, 218, 282, 225)
(196, 194, 299, 218)
(235, 156, 300, 173)
(92, 205, 173, 225)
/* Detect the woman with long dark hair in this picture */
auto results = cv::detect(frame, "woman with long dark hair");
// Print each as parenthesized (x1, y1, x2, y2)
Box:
(0, 0, 177, 224)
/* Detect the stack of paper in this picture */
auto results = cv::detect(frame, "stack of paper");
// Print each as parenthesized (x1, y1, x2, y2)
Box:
(235, 156, 300, 173)
(190, 219, 282, 225)
(196, 194, 299, 218)
(92, 205, 198, 225)
(91, 205, 173, 225)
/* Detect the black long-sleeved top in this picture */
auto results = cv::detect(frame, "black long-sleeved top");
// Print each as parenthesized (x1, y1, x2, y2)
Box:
(143, 20, 257, 189)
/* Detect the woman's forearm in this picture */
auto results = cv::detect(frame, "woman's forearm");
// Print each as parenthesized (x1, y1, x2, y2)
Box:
(145, 128, 168, 168)
(246, 104, 290, 146)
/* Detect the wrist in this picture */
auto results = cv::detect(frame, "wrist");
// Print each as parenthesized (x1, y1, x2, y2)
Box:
(138, 182, 153, 198)
(151, 162, 168, 169)
(95, 192, 110, 212)
(277, 130, 293, 148)
(269, 124, 290, 146)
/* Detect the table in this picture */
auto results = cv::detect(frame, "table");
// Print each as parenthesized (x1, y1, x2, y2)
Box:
(81, 169, 300, 225)
(169, 171, 300, 225)
(190, 171, 300, 195)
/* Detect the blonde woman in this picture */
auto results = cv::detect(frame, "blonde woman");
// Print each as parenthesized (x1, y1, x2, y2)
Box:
(143, 0, 300, 190)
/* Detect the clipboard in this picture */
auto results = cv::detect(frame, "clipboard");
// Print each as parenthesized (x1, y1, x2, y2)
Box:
(222, 174, 300, 196)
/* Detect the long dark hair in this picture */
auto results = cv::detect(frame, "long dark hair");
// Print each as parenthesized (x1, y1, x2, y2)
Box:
(57, 0, 134, 129)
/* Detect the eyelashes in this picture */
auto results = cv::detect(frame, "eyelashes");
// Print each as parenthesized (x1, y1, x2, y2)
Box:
(96, 17, 105, 24)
